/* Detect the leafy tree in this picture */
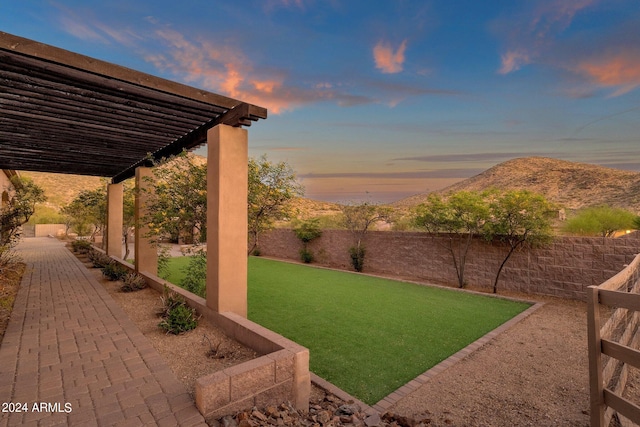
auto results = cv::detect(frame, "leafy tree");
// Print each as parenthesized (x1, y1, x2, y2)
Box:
(145, 154, 207, 244)
(248, 155, 304, 255)
(414, 191, 490, 288)
(1, 176, 46, 267)
(180, 250, 207, 298)
(61, 187, 107, 240)
(341, 202, 391, 272)
(293, 218, 323, 263)
(485, 190, 554, 293)
(563, 205, 637, 237)
(142, 153, 303, 255)
(27, 205, 65, 225)
(122, 183, 136, 260)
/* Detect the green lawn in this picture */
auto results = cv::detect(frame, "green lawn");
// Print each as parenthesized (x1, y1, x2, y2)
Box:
(165, 256, 530, 404)
(162, 256, 191, 286)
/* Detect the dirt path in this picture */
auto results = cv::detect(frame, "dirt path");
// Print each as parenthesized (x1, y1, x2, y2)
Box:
(389, 295, 590, 426)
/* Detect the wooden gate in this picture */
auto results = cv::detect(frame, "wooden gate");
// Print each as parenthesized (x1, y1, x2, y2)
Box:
(588, 252, 640, 426)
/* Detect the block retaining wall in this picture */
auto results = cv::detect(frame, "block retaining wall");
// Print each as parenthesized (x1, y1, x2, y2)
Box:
(100, 254, 310, 420)
(257, 229, 640, 300)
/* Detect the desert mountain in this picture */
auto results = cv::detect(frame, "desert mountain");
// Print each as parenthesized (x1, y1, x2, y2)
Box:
(19, 171, 104, 209)
(395, 157, 640, 213)
(20, 162, 342, 219)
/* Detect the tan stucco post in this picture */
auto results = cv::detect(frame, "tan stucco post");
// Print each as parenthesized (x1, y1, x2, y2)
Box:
(206, 124, 248, 317)
(135, 167, 158, 276)
(106, 182, 123, 258)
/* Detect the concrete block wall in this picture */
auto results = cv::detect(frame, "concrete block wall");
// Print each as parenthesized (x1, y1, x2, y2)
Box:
(257, 229, 640, 300)
(89, 247, 310, 419)
(138, 270, 310, 419)
(34, 223, 66, 237)
(195, 347, 309, 419)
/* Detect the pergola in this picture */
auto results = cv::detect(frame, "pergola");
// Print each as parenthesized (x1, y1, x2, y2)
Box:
(0, 31, 267, 316)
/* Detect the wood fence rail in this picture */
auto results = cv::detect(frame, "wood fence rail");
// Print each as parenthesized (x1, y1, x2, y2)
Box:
(588, 252, 640, 426)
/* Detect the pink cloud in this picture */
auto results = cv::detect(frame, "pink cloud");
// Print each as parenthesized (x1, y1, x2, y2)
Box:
(373, 40, 408, 74)
(498, 50, 532, 74)
(59, 16, 107, 42)
(529, 0, 596, 39)
(496, 0, 596, 74)
(147, 29, 371, 113)
(56, 6, 139, 46)
(572, 53, 640, 96)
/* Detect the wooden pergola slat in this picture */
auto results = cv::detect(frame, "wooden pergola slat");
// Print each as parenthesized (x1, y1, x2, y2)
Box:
(0, 31, 267, 183)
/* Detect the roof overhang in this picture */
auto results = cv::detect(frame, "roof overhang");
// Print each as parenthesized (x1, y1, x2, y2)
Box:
(0, 32, 267, 183)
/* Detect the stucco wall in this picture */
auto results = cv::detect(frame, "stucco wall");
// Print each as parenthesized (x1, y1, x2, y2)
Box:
(257, 229, 640, 300)
(1, 170, 14, 207)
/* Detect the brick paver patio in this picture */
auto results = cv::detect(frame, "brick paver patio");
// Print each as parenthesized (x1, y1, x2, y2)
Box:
(0, 238, 207, 427)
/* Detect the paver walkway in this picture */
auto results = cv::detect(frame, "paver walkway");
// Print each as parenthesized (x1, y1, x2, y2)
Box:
(0, 238, 207, 427)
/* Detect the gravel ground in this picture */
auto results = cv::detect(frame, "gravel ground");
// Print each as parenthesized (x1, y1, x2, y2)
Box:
(389, 294, 591, 427)
(85, 261, 258, 398)
(81, 250, 594, 426)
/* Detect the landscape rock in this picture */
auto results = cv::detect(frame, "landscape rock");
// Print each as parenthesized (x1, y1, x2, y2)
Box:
(212, 390, 431, 427)
(364, 413, 381, 426)
(221, 415, 238, 427)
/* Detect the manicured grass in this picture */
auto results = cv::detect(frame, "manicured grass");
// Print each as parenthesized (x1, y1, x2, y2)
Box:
(164, 256, 530, 404)
(247, 258, 529, 404)
(162, 256, 191, 286)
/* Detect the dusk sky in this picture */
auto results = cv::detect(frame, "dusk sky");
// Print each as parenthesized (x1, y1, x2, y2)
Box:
(3, 1, 640, 203)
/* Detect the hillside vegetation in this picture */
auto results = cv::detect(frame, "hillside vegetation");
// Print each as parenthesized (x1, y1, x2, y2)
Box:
(395, 157, 640, 212)
(20, 171, 104, 209)
(21, 157, 640, 222)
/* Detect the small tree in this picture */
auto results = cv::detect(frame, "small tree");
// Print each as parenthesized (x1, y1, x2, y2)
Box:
(342, 202, 390, 272)
(145, 153, 207, 244)
(142, 153, 302, 254)
(1, 176, 46, 269)
(293, 219, 323, 263)
(61, 187, 107, 240)
(563, 205, 637, 237)
(248, 155, 304, 255)
(414, 191, 490, 288)
(180, 250, 207, 298)
(485, 190, 554, 293)
(122, 184, 136, 260)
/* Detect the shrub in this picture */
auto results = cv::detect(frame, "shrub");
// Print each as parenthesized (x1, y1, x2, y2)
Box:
(157, 245, 171, 279)
(349, 246, 366, 272)
(299, 248, 314, 264)
(101, 263, 129, 281)
(251, 247, 262, 256)
(180, 251, 207, 298)
(88, 250, 112, 268)
(294, 219, 322, 263)
(120, 273, 147, 292)
(159, 304, 198, 334)
(0, 244, 20, 275)
(158, 287, 185, 318)
(71, 239, 92, 254)
(157, 288, 198, 334)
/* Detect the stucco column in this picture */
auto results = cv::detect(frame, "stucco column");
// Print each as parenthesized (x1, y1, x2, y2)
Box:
(206, 124, 248, 317)
(106, 182, 123, 258)
(135, 167, 157, 276)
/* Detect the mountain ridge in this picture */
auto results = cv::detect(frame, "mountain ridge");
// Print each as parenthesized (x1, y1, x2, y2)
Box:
(394, 157, 640, 212)
(21, 156, 640, 215)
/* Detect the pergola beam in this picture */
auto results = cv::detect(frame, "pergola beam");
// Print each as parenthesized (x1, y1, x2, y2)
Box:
(0, 31, 267, 180)
(0, 31, 242, 111)
(0, 31, 268, 322)
(111, 103, 264, 183)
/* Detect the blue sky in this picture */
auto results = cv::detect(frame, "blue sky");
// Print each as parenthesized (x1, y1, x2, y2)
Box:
(2, 1, 640, 202)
